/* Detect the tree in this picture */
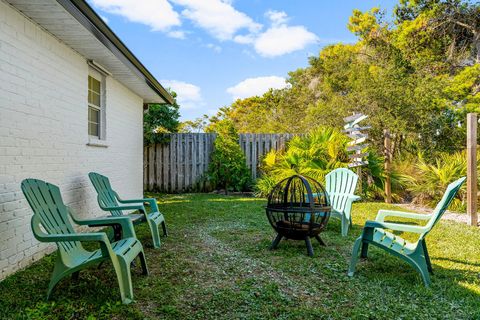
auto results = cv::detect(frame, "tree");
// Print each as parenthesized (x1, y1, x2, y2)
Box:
(144, 90, 180, 145)
(395, 0, 480, 64)
(178, 115, 209, 133)
(207, 119, 251, 193)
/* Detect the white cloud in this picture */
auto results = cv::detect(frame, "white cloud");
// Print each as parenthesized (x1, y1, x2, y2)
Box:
(171, 0, 261, 40)
(265, 10, 288, 26)
(227, 76, 289, 100)
(233, 34, 255, 45)
(234, 10, 318, 57)
(254, 25, 318, 57)
(90, 1, 317, 57)
(161, 80, 203, 109)
(206, 43, 222, 53)
(167, 30, 186, 39)
(100, 15, 109, 23)
(90, 0, 181, 32)
(251, 10, 318, 57)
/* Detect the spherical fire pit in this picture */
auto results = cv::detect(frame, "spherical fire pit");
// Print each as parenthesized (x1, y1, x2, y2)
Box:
(266, 175, 331, 256)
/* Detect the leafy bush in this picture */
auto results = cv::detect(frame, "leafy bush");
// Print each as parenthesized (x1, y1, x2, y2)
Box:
(207, 119, 251, 193)
(401, 152, 468, 211)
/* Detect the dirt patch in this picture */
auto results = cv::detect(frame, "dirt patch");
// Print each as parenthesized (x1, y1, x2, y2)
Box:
(395, 203, 479, 226)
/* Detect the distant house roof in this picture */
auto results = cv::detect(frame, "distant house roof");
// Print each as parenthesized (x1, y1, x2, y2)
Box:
(6, 0, 174, 104)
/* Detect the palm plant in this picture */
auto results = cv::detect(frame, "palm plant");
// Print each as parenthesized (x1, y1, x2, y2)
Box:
(255, 127, 351, 197)
(402, 152, 468, 211)
(255, 126, 404, 200)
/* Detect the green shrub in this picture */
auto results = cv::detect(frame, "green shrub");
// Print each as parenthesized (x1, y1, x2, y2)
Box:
(207, 119, 251, 193)
(401, 152, 468, 211)
(255, 127, 349, 197)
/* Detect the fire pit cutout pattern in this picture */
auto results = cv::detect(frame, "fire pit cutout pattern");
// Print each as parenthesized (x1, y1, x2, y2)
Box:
(266, 175, 331, 256)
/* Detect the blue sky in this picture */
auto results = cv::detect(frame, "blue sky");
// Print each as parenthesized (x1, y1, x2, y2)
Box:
(88, 0, 398, 121)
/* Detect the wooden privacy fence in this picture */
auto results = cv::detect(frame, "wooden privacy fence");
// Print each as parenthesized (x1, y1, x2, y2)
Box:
(144, 133, 296, 192)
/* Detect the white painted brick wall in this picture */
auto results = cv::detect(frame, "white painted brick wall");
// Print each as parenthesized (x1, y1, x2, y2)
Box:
(0, 1, 144, 279)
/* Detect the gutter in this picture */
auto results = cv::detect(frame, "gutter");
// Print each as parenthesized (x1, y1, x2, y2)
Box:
(56, 0, 174, 105)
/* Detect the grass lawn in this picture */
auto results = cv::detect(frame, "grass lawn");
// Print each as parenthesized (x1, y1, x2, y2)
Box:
(0, 193, 479, 319)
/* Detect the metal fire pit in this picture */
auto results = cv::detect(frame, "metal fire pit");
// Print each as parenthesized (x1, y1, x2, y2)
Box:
(266, 175, 331, 256)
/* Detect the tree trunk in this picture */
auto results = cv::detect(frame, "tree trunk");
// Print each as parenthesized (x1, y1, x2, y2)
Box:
(475, 32, 480, 64)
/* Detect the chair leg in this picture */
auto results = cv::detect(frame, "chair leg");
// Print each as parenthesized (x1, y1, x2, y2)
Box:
(270, 233, 282, 250)
(422, 240, 433, 274)
(47, 256, 68, 300)
(405, 253, 432, 287)
(161, 220, 168, 237)
(360, 242, 369, 258)
(138, 250, 149, 276)
(341, 216, 349, 237)
(305, 237, 314, 257)
(147, 219, 162, 249)
(348, 236, 363, 277)
(315, 235, 326, 246)
(112, 257, 134, 304)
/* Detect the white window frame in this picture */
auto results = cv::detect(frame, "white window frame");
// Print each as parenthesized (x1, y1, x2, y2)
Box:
(88, 67, 107, 142)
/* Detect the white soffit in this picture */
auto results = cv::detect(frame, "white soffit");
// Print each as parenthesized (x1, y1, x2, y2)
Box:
(5, 0, 169, 104)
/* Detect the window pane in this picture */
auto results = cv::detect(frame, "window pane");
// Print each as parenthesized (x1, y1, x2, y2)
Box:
(91, 92, 100, 107)
(89, 122, 99, 136)
(92, 78, 101, 93)
(88, 107, 100, 137)
(88, 107, 99, 123)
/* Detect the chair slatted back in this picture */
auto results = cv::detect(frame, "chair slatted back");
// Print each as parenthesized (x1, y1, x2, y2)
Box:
(21, 179, 82, 255)
(89, 172, 123, 217)
(421, 177, 466, 238)
(325, 168, 359, 213)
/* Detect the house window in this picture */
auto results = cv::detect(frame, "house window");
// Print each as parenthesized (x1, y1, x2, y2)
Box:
(88, 76, 101, 137)
(88, 73, 105, 139)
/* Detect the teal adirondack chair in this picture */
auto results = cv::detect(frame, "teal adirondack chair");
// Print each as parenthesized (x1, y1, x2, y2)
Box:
(89, 172, 167, 249)
(21, 179, 148, 304)
(325, 168, 360, 236)
(348, 177, 466, 286)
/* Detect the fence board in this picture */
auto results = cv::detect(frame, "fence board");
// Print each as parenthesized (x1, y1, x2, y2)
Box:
(144, 133, 297, 192)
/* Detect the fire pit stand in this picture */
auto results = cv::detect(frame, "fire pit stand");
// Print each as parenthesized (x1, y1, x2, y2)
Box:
(265, 175, 331, 256)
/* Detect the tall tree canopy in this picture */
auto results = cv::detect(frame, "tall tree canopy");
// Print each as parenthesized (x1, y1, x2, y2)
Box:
(205, 0, 480, 161)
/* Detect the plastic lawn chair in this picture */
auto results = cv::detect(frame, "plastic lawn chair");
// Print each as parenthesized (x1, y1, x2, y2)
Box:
(348, 177, 466, 286)
(21, 179, 148, 304)
(89, 172, 167, 249)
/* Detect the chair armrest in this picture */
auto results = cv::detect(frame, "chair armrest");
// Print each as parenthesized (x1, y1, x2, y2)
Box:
(365, 220, 427, 234)
(348, 195, 361, 202)
(101, 204, 146, 213)
(117, 198, 147, 204)
(113, 192, 159, 211)
(32, 226, 109, 243)
(375, 209, 431, 222)
(72, 214, 136, 239)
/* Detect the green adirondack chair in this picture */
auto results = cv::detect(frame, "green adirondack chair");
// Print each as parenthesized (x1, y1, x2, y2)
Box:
(325, 168, 361, 236)
(348, 176, 466, 286)
(21, 179, 148, 304)
(89, 172, 167, 249)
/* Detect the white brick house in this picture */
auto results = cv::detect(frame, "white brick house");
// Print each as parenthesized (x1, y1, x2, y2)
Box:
(0, 0, 173, 279)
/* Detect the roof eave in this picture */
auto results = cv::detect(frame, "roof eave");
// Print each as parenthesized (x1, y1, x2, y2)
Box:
(56, 0, 174, 105)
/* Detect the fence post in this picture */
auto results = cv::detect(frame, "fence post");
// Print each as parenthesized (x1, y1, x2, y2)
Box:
(467, 113, 478, 226)
(384, 129, 392, 204)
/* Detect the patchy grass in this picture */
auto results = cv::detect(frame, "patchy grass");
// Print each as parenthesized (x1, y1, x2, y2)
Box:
(0, 194, 479, 319)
